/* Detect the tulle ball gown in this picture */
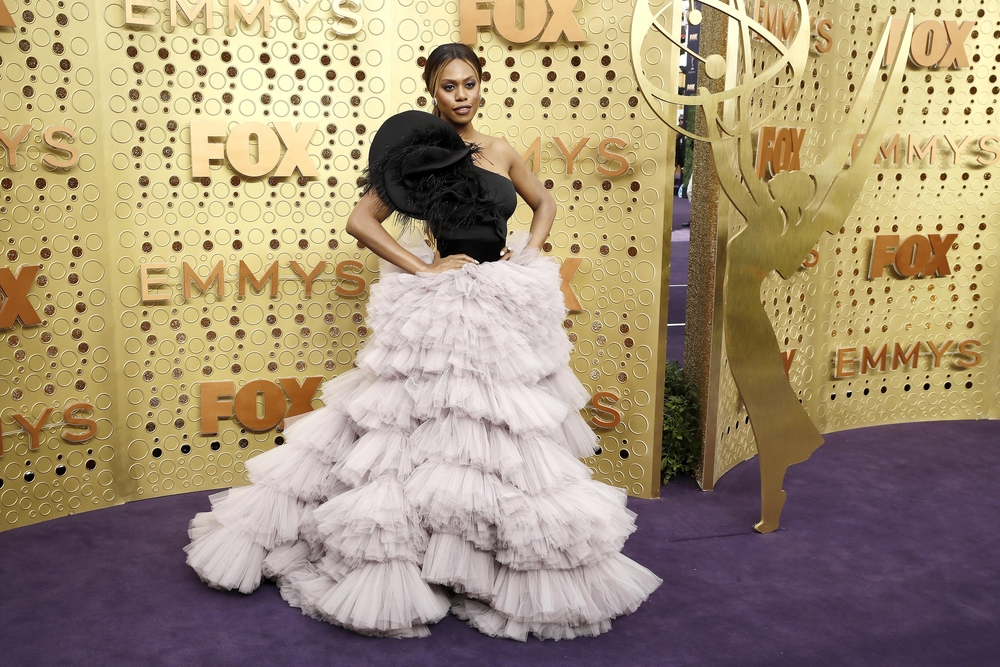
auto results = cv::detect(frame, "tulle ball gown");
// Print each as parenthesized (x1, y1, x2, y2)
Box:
(184, 235, 661, 640)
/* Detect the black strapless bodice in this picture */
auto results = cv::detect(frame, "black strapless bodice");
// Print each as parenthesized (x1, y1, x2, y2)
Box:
(436, 167, 517, 264)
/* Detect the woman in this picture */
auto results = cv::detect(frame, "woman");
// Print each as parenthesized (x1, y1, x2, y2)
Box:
(185, 43, 661, 640)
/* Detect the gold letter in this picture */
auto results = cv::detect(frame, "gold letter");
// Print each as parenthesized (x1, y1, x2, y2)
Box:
(139, 262, 171, 302)
(183, 261, 226, 298)
(762, 3, 780, 36)
(943, 134, 972, 166)
(239, 260, 280, 297)
(788, 128, 805, 170)
(62, 403, 98, 443)
(814, 18, 833, 54)
(834, 347, 856, 378)
(850, 133, 865, 166)
(539, 0, 586, 42)
(229, 0, 271, 34)
(43, 126, 80, 169)
(0, 2, 15, 27)
(273, 122, 318, 178)
(226, 122, 282, 178)
(191, 121, 227, 178)
(335, 260, 366, 296)
(597, 137, 630, 177)
(124, 0, 157, 26)
(777, 8, 796, 45)
(770, 127, 796, 174)
(282, 0, 319, 35)
(591, 391, 622, 429)
(926, 340, 954, 368)
(781, 348, 797, 379)
(0, 265, 42, 328)
(956, 339, 982, 368)
(893, 235, 932, 278)
(553, 136, 588, 175)
(459, 0, 492, 43)
(756, 126, 775, 177)
(876, 133, 900, 165)
(909, 21, 948, 68)
(521, 135, 542, 174)
(200, 381, 235, 435)
(171, 0, 213, 27)
(861, 343, 888, 374)
(882, 16, 907, 67)
(892, 341, 921, 370)
(279, 377, 323, 419)
(330, 0, 362, 37)
(235, 380, 286, 431)
(0, 124, 31, 169)
(868, 235, 899, 279)
(13, 408, 53, 451)
(920, 233, 957, 277)
(906, 134, 937, 166)
(977, 135, 999, 165)
(492, 0, 547, 43)
(940, 21, 974, 68)
(289, 260, 326, 296)
(560, 257, 583, 312)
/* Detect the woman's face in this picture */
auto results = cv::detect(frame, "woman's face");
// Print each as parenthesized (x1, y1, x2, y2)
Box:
(433, 59, 480, 128)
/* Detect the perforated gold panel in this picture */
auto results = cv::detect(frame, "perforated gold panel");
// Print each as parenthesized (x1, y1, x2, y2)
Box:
(701, 0, 999, 485)
(0, 0, 672, 531)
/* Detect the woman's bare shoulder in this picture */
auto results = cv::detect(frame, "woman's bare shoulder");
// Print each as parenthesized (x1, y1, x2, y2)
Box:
(476, 133, 520, 171)
(479, 133, 518, 153)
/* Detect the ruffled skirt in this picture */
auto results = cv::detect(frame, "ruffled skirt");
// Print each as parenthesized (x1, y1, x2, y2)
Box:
(184, 242, 661, 640)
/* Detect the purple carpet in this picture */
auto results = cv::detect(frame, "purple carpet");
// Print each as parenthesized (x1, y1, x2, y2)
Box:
(2, 419, 998, 666)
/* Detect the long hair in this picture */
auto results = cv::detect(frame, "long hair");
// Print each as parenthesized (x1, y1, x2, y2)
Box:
(423, 43, 483, 118)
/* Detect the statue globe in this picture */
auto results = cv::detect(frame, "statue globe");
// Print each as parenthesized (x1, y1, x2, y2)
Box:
(629, 0, 811, 140)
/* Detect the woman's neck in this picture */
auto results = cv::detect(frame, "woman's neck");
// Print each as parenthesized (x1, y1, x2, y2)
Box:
(447, 119, 477, 142)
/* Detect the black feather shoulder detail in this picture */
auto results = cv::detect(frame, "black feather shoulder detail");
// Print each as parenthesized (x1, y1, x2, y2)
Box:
(362, 111, 499, 240)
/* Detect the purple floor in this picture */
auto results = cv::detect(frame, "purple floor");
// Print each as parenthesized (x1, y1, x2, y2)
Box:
(2, 419, 998, 666)
(5, 197, 992, 664)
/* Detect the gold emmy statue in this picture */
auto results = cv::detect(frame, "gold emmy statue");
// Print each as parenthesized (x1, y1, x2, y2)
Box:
(632, 0, 915, 531)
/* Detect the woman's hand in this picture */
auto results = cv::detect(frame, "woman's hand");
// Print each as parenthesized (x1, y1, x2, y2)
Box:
(421, 250, 478, 274)
(499, 247, 512, 261)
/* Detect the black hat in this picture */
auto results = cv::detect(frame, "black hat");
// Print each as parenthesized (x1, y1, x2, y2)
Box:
(364, 110, 491, 238)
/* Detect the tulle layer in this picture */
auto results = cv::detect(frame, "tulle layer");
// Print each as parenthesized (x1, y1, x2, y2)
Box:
(421, 532, 497, 600)
(185, 514, 266, 594)
(185, 243, 660, 639)
(313, 476, 429, 567)
(314, 560, 451, 635)
(361, 250, 571, 386)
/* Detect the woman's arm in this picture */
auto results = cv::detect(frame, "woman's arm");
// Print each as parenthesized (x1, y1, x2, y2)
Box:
(504, 142, 556, 250)
(345, 191, 478, 274)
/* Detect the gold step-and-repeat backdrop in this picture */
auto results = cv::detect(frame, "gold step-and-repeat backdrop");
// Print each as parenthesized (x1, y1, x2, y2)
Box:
(0, 0, 673, 531)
